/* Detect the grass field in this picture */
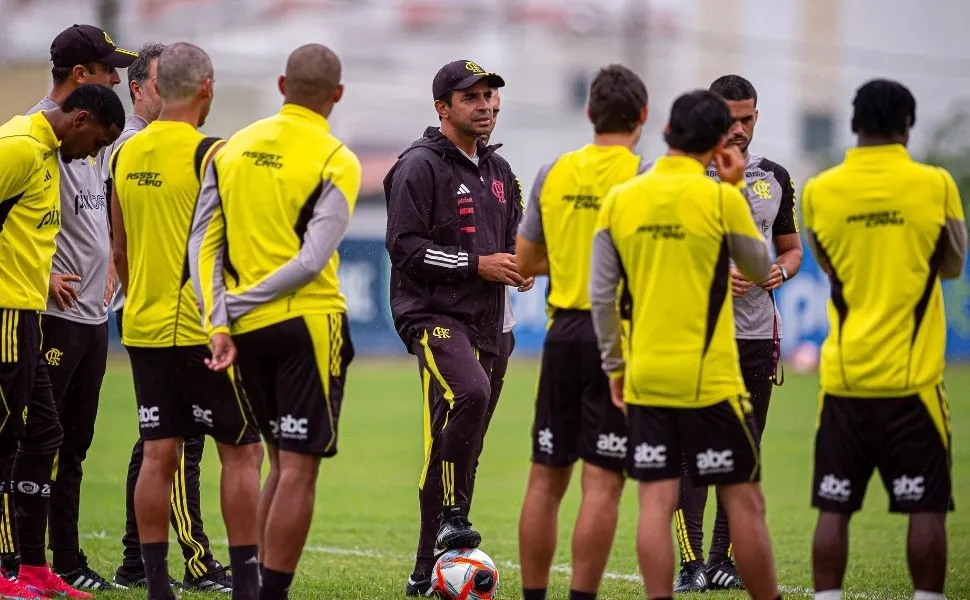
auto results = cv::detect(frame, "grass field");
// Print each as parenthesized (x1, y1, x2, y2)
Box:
(73, 356, 969, 599)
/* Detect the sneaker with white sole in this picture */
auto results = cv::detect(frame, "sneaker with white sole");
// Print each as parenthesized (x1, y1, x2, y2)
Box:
(183, 560, 232, 593)
(56, 551, 128, 591)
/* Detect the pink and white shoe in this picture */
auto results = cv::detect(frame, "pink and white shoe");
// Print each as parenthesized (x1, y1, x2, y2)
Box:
(0, 572, 45, 600)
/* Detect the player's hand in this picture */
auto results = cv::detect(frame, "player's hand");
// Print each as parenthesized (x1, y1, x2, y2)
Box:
(758, 264, 785, 291)
(478, 253, 526, 287)
(516, 276, 535, 292)
(50, 273, 82, 310)
(608, 374, 625, 412)
(715, 145, 745, 186)
(730, 267, 754, 298)
(104, 264, 118, 307)
(206, 333, 237, 372)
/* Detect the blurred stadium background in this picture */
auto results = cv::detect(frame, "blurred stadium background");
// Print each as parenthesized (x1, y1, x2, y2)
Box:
(2, 0, 970, 362)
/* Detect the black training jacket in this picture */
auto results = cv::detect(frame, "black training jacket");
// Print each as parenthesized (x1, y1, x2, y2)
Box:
(384, 126, 522, 355)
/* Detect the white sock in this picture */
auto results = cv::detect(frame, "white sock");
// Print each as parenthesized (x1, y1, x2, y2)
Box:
(815, 592, 842, 600)
(914, 592, 943, 600)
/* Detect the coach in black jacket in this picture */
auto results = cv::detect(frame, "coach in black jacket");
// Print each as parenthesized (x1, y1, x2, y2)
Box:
(384, 59, 524, 596)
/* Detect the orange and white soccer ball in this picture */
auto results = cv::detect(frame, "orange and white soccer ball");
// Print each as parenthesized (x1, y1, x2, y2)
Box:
(431, 548, 499, 600)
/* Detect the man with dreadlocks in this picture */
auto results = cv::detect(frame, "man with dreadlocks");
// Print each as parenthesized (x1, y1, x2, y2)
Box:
(803, 78, 966, 600)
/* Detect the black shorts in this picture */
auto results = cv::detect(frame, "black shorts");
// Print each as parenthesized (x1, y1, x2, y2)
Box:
(812, 386, 953, 514)
(627, 397, 761, 486)
(234, 314, 354, 457)
(531, 310, 627, 473)
(0, 309, 44, 438)
(126, 345, 259, 446)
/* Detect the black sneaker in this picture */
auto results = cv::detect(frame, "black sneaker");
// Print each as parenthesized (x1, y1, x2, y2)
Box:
(183, 560, 232, 593)
(435, 505, 481, 553)
(674, 560, 709, 593)
(707, 558, 745, 590)
(0, 554, 18, 580)
(56, 551, 128, 591)
(404, 575, 433, 597)
(114, 567, 180, 589)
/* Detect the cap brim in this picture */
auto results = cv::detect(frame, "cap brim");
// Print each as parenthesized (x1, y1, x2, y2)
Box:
(99, 47, 139, 68)
(454, 72, 506, 92)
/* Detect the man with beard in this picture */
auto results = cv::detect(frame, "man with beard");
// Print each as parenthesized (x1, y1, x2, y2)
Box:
(673, 74, 803, 593)
(384, 60, 524, 596)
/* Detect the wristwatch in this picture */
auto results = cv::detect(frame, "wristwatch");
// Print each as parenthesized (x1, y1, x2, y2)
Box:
(780, 265, 789, 282)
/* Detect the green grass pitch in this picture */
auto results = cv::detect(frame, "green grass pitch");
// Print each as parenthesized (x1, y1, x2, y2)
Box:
(74, 356, 969, 599)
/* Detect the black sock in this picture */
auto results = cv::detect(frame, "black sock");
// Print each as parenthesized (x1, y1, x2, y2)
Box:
(258, 566, 294, 600)
(52, 549, 80, 573)
(569, 591, 596, 600)
(13, 451, 56, 566)
(523, 589, 547, 600)
(141, 542, 175, 600)
(228, 545, 259, 600)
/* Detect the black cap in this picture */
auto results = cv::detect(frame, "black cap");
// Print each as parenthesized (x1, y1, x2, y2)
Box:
(50, 24, 138, 69)
(432, 60, 505, 101)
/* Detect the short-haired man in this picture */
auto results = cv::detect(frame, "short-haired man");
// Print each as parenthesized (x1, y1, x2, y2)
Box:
(590, 89, 782, 600)
(191, 44, 361, 600)
(111, 42, 263, 600)
(103, 42, 233, 593)
(515, 64, 649, 600)
(805, 79, 966, 600)
(384, 60, 524, 596)
(0, 83, 124, 600)
(673, 74, 803, 592)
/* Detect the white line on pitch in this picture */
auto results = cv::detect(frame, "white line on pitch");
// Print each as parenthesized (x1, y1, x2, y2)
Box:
(80, 532, 956, 600)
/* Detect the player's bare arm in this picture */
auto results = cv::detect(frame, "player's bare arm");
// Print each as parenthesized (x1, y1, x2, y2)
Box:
(940, 171, 967, 279)
(941, 222, 968, 279)
(515, 164, 553, 280)
(514, 236, 549, 279)
(105, 252, 118, 307)
(759, 232, 802, 291)
(110, 181, 129, 295)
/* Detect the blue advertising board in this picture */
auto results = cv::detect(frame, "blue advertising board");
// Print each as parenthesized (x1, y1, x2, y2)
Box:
(337, 236, 970, 360)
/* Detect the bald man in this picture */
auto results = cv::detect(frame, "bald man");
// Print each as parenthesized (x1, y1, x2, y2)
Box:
(190, 43, 361, 600)
(111, 42, 263, 600)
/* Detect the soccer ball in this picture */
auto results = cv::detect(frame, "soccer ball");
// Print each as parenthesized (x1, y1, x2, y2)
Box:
(431, 548, 499, 599)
